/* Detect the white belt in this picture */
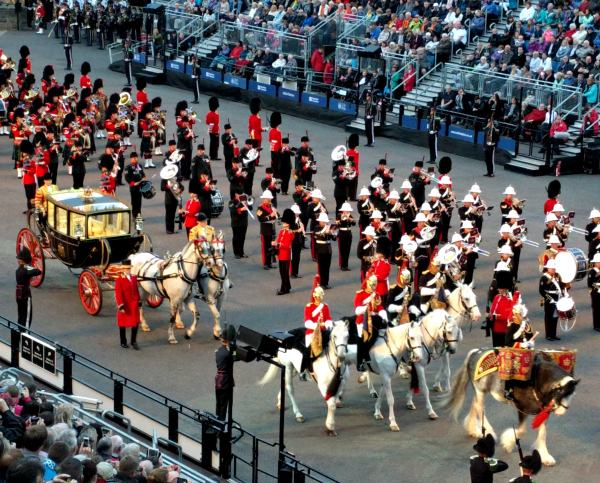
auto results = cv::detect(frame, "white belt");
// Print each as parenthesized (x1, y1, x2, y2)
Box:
(316, 240, 328, 244)
(340, 227, 351, 231)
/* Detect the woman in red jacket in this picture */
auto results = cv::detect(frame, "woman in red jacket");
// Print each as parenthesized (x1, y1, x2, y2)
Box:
(547, 114, 569, 154)
(402, 63, 416, 93)
(273, 209, 296, 295)
(323, 59, 335, 85)
(115, 260, 142, 349)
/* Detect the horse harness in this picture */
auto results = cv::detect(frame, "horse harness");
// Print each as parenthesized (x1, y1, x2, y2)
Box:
(421, 317, 457, 364)
(384, 326, 419, 375)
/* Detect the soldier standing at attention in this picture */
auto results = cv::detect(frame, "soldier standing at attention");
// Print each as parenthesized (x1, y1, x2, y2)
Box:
(215, 325, 236, 422)
(16, 248, 42, 332)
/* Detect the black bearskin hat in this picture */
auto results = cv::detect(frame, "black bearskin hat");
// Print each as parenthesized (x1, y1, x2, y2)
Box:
(348, 133, 359, 149)
(270, 111, 282, 128)
(17, 247, 32, 264)
(140, 102, 153, 116)
(14, 108, 25, 119)
(63, 113, 76, 127)
(136, 76, 147, 91)
(20, 140, 34, 155)
(376, 237, 391, 258)
(495, 270, 513, 290)
(378, 158, 387, 165)
(31, 97, 43, 113)
(188, 179, 201, 195)
(81, 62, 91, 75)
(17, 58, 28, 74)
(93, 78, 103, 93)
(106, 105, 118, 118)
(76, 100, 88, 116)
(520, 450, 542, 475)
(152, 97, 162, 109)
(42, 65, 54, 79)
(175, 100, 188, 113)
(80, 88, 91, 102)
(281, 208, 295, 226)
(208, 96, 219, 112)
(48, 86, 60, 100)
(64, 73, 75, 87)
(100, 155, 114, 171)
(546, 180, 561, 199)
(34, 131, 48, 147)
(438, 156, 452, 175)
(473, 434, 495, 458)
(23, 74, 36, 90)
(109, 93, 120, 105)
(19, 45, 30, 58)
(249, 97, 261, 115)
(415, 160, 424, 168)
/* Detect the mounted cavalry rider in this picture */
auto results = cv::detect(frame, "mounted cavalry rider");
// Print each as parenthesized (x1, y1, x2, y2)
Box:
(387, 260, 421, 325)
(354, 275, 388, 372)
(470, 434, 508, 483)
(418, 252, 446, 315)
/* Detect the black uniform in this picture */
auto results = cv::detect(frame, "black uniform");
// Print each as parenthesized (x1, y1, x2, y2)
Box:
(469, 455, 494, 483)
(500, 197, 522, 225)
(191, 153, 212, 181)
(16, 264, 42, 331)
(291, 215, 304, 277)
(124, 163, 145, 217)
(585, 221, 599, 256)
(279, 146, 293, 194)
(332, 166, 351, 212)
(176, 127, 194, 179)
(364, 98, 375, 146)
(357, 198, 373, 235)
(427, 114, 442, 163)
(386, 203, 402, 261)
(336, 213, 355, 270)
(293, 189, 309, 246)
(197, 182, 215, 225)
(70, 152, 87, 189)
(440, 187, 454, 243)
(542, 226, 567, 248)
(191, 62, 201, 102)
(64, 36, 74, 70)
(215, 344, 234, 421)
(408, 171, 428, 208)
(505, 320, 534, 347)
(226, 169, 245, 200)
(307, 201, 327, 259)
(356, 237, 376, 281)
(314, 226, 335, 287)
(294, 147, 315, 183)
(539, 272, 566, 340)
(256, 203, 276, 267)
(483, 126, 500, 176)
(221, 133, 236, 172)
(229, 200, 249, 258)
(588, 266, 600, 331)
(160, 178, 180, 234)
(123, 45, 133, 84)
(239, 146, 256, 195)
(260, 177, 280, 207)
(400, 192, 417, 234)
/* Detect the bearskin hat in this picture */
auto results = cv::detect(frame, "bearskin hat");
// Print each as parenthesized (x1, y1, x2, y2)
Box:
(281, 208, 295, 226)
(64, 73, 75, 87)
(23, 74, 36, 90)
(63, 113, 76, 127)
(438, 156, 452, 175)
(520, 450, 542, 474)
(136, 78, 146, 92)
(14, 108, 25, 119)
(175, 100, 188, 113)
(109, 93, 120, 105)
(546, 179, 561, 199)
(140, 102, 153, 116)
(473, 434, 495, 458)
(208, 96, 219, 112)
(348, 133, 359, 149)
(20, 140, 34, 155)
(31, 97, 43, 112)
(249, 97, 261, 115)
(34, 131, 48, 147)
(151, 97, 162, 109)
(378, 158, 387, 165)
(188, 179, 201, 196)
(100, 155, 114, 171)
(48, 86, 60, 100)
(42, 65, 54, 79)
(19, 45, 30, 59)
(93, 78, 103, 94)
(106, 105, 118, 118)
(76, 100, 88, 116)
(80, 88, 91, 102)
(376, 236, 391, 258)
(495, 270, 513, 290)
(269, 111, 282, 128)
(81, 62, 91, 75)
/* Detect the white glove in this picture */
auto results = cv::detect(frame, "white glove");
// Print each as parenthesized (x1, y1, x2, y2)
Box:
(378, 310, 388, 322)
(445, 289, 451, 299)
(324, 320, 333, 330)
(362, 294, 374, 305)
(355, 305, 367, 315)
(304, 320, 317, 330)
(421, 287, 436, 296)
(523, 340, 535, 349)
(387, 304, 401, 314)
(520, 320, 527, 328)
(356, 323, 363, 338)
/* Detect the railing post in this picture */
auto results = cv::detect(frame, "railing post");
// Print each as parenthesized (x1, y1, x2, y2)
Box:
(63, 351, 73, 395)
(398, 104, 404, 126)
(10, 327, 20, 368)
(168, 406, 179, 443)
(114, 380, 124, 415)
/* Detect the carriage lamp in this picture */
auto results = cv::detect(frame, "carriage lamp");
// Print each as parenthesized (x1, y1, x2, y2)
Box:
(135, 214, 143, 233)
(82, 187, 94, 203)
(73, 222, 84, 238)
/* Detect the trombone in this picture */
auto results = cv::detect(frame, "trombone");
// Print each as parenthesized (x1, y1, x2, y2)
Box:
(239, 194, 255, 219)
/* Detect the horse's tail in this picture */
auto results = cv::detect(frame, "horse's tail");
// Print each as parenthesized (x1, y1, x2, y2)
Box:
(443, 348, 477, 420)
(258, 358, 280, 386)
(410, 362, 420, 394)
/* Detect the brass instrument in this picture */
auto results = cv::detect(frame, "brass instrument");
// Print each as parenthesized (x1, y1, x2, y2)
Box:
(239, 194, 255, 219)
(187, 108, 197, 120)
(0, 84, 13, 100)
(118, 92, 132, 106)
(160, 164, 183, 202)
(24, 86, 41, 102)
(340, 213, 355, 223)
(512, 198, 525, 209)
(328, 223, 339, 238)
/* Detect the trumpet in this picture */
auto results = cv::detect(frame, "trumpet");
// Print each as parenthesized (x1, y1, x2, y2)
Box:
(512, 198, 525, 208)
(239, 193, 255, 219)
(340, 213, 355, 223)
(422, 171, 442, 184)
(24, 86, 41, 102)
(511, 225, 540, 247)
(187, 108, 197, 120)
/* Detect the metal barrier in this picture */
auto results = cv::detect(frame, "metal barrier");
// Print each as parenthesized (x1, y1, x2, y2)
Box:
(220, 23, 307, 61)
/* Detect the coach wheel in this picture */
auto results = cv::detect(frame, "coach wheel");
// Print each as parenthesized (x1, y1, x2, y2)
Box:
(146, 295, 164, 308)
(79, 269, 103, 316)
(16, 228, 45, 288)
(141, 231, 154, 253)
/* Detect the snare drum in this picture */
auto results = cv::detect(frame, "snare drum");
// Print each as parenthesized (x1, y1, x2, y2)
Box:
(211, 189, 224, 217)
(139, 181, 156, 200)
(555, 248, 588, 283)
(556, 297, 577, 320)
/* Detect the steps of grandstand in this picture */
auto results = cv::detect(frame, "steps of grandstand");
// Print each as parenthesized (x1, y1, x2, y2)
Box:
(503, 155, 548, 175)
(346, 117, 395, 133)
(134, 65, 167, 84)
(186, 34, 221, 62)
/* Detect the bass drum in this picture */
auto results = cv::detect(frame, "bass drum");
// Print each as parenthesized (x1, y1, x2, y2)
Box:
(139, 181, 156, 200)
(211, 189, 224, 218)
(555, 248, 588, 283)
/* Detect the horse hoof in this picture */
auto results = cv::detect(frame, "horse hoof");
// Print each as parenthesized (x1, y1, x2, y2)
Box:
(296, 417, 305, 423)
(213, 334, 220, 340)
(406, 404, 416, 410)
(390, 424, 400, 432)
(469, 432, 482, 439)
(433, 384, 443, 392)
(142, 326, 151, 332)
(429, 413, 438, 420)
(325, 428, 337, 437)
(542, 455, 556, 467)
(400, 372, 409, 379)
(184, 333, 191, 340)
(370, 392, 378, 399)
(169, 339, 179, 345)
(373, 413, 384, 420)
(175, 324, 185, 329)
(336, 401, 343, 408)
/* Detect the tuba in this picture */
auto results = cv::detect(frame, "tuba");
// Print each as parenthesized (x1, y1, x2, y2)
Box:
(160, 164, 182, 202)
(119, 92, 132, 106)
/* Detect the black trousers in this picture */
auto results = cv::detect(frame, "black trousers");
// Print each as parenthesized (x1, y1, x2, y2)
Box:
(428, 133, 437, 162)
(244, 173, 254, 195)
(464, 254, 476, 285)
(291, 243, 301, 275)
(261, 235, 272, 266)
(24, 183, 36, 211)
(17, 297, 32, 331)
(192, 76, 201, 101)
(338, 235, 352, 268)
(116, 157, 125, 184)
(271, 152, 280, 178)
(592, 291, 600, 330)
(215, 387, 232, 422)
(334, 196, 345, 213)
(317, 252, 332, 286)
(491, 331, 505, 348)
(73, 173, 85, 189)
(224, 151, 234, 172)
(124, 60, 133, 84)
(165, 203, 178, 233)
(279, 260, 291, 293)
(441, 212, 451, 243)
(231, 226, 247, 256)
(364, 117, 374, 145)
(544, 302, 558, 339)
(209, 133, 220, 160)
(131, 191, 142, 217)
(181, 150, 192, 179)
(119, 326, 138, 345)
(64, 46, 73, 69)
(484, 147, 495, 175)
(49, 164, 58, 185)
(280, 165, 291, 193)
(512, 246, 521, 280)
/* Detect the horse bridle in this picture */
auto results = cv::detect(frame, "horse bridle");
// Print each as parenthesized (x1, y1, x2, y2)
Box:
(326, 331, 348, 373)
(448, 288, 478, 320)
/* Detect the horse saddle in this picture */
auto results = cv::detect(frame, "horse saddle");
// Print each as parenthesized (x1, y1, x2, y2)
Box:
(474, 348, 535, 382)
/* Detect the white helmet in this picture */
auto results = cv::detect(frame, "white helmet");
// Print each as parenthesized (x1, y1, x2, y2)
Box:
(362, 226, 377, 237)
(589, 208, 600, 219)
(462, 194, 475, 203)
(548, 235, 561, 245)
(414, 213, 428, 222)
(470, 184, 481, 193)
(340, 202, 353, 212)
(388, 190, 400, 199)
(461, 220, 474, 229)
(317, 213, 330, 223)
(401, 180, 412, 190)
(439, 175, 451, 185)
(420, 202, 432, 212)
(592, 253, 600, 263)
(552, 203, 565, 212)
(310, 189, 324, 199)
(507, 210, 520, 219)
(544, 258, 557, 269)
(370, 209, 383, 219)
(451, 233, 463, 243)
(359, 187, 370, 197)
(260, 190, 273, 199)
(499, 224, 512, 233)
(499, 244, 513, 255)
(291, 204, 301, 214)
(503, 185, 516, 195)
(546, 213, 558, 223)
(428, 188, 441, 198)
(400, 234, 412, 245)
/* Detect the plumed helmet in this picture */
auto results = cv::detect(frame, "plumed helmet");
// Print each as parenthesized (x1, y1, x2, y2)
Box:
(473, 434, 496, 458)
(519, 450, 542, 475)
(81, 62, 91, 75)
(376, 237, 391, 258)
(495, 270, 513, 290)
(208, 96, 220, 112)
(43, 65, 54, 79)
(366, 274, 378, 290)
(546, 179, 561, 199)
(348, 133, 359, 149)
(93, 78, 103, 93)
(20, 140, 34, 155)
(269, 111, 282, 128)
(19, 45, 30, 58)
(152, 97, 162, 109)
(250, 97, 261, 115)
(281, 208, 295, 226)
(17, 247, 32, 264)
(438, 156, 452, 175)
(136, 76, 147, 91)
(312, 274, 323, 301)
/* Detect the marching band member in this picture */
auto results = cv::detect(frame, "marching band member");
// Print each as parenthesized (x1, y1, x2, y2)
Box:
(295, 136, 316, 183)
(500, 185, 522, 225)
(40, 65, 57, 99)
(498, 224, 522, 280)
(333, 158, 353, 212)
(191, 143, 212, 184)
(20, 140, 37, 214)
(589, 225, 600, 261)
(372, 238, 392, 306)
(99, 153, 117, 196)
(410, 212, 432, 285)
(273, 209, 295, 295)
(279, 137, 293, 195)
(124, 151, 146, 217)
(408, 160, 429, 208)
(346, 133, 360, 200)
(357, 186, 373, 236)
(261, 167, 280, 208)
(385, 190, 402, 258)
(486, 261, 512, 315)
(369, 174, 388, 214)
(180, 183, 201, 239)
(543, 213, 568, 248)
(68, 140, 86, 189)
(394, 235, 414, 270)
(257, 190, 278, 270)
(372, 158, 394, 187)
(307, 189, 327, 261)
(248, 98, 266, 159)
(439, 175, 454, 243)
(314, 212, 336, 289)
(357, 226, 377, 282)
(539, 259, 567, 341)
(206, 97, 221, 161)
(418, 255, 444, 315)
(176, 116, 194, 180)
(161, 164, 184, 234)
(387, 261, 420, 325)
(12, 108, 33, 178)
(428, 188, 445, 244)
(268, 112, 282, 178)
(229, 187, 250, 259)
(240, 139, 259, 195)
(585, 208, 600, 258)
(135, 78, 148, 137)
(151, 97, 165, 154)
(399, 180, 417, 234)
(301, 279, 333, 377)
(139, 103, 156, 169)
(469, 184, 486, 234)
(291, 204, 305, 278)
(488, 270, 514, 348)
(504, 299, 535, 402)
(227, 157, 246, 201)
(221, 124, 237, 172)
(588, 253, 600, 332)
(537, 235, 562, 272)
(458, 194, 479, 226)
(369, 209, 388, 238)
(543, 179, 561, 214)
(80, 62, 92, 89)
(496, 244, 514, 273)
(33, 133, 50, 188)
(92, 79, 108, 139)
(354, 275, 387, 372)
(459, 220, 479, 285)
(420, 202, 439, 250)
(470, 434, 508, 482)
(292, 180, 310, 246)
(336, 202, 355, 272)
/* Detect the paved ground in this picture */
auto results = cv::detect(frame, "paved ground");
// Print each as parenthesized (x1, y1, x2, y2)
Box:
(1, 30, 599, 483)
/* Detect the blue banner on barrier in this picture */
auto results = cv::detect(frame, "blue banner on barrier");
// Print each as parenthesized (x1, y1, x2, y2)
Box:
(419, 119, 428, 131)
(329, 99, 356, 115)
(476, 132, 484, 145)
(448, 125, 475, 143)
(301, 92, 327, 108)
(249, 81, 276, 96)
(201, 69, 222, 83)
(133, 53, 146, 64)
(278, 87, 299, 102)
(498, 137, 516, 151)
(403, 116, 419, 129)
(224, 74, 247, 89)
(166, 61, 184, 72)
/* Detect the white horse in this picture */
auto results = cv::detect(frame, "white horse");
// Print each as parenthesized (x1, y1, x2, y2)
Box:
(130, 238, 214, 344)
(258, 321, 350, 437)
(193, 232, 229, 341)
(405, 310, 462, 419)
(346, 321, 423, 431)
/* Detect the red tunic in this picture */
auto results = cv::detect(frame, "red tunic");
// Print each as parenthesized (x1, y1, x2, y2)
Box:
(543, 199, 558, 215)
(269, 128, 282, 153)
(275, 228, 294, 261)
(80, 75, 92, 90)
(304, 303, 332, 334)
(22, 161, 36, 186)
(354, 289, 384, 327)
(184, 198, 201, 228)
(35, 150, 50, 178)
(114, 274, 141, 328)
(100, 172, 116, 195)
(105, 119, 116, 139)
(490, 293, 514, 334)
(346, 148, 360, 175)
(248, 114, 263, 140)
(136, 91, 148, 109)
(371, 259, 391, 295)
(205, 111, 220, 134)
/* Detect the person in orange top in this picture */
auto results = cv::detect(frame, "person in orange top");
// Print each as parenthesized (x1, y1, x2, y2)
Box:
(268, 111, 282, 178)
(80, 62, 92, 89)
(371, 238, 392, 305)
(181, 182, 202, 238)
(248, 97, 266, 165)
(274, 209, 296, 295)
(206, 97, 221, 161)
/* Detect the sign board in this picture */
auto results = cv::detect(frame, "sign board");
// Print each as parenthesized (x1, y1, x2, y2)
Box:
(448, 125, 475, 143)
(329, 99, 356, 115)
(278, 87, 299, 102)
(249, 81, 276, 96)
(201, 69, 222, 83)
(21, 334, 56, 375)
(498, 137, 516, 152)
(166, 61, 184, 72)
(224, 74, 247, 89)
(402, 116, 419, 129)
(301, 92, 327, 108)
(132, 53, 146, 64)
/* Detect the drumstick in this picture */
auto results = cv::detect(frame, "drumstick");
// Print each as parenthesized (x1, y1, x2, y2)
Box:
(530, 331, 540, 341)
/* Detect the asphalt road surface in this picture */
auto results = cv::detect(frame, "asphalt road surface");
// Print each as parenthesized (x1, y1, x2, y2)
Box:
(0, 29, 599, 483)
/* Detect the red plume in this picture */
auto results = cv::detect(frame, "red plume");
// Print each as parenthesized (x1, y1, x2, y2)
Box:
(310, 274, 321, 304)
(385, 152, 388, 160)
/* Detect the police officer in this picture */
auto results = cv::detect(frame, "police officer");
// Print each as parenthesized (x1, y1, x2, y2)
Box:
(215, 325, 236, 422)
(229, 188, 250, 259)
(124, 151, 146, 217)
(16, 248, 42, 332)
